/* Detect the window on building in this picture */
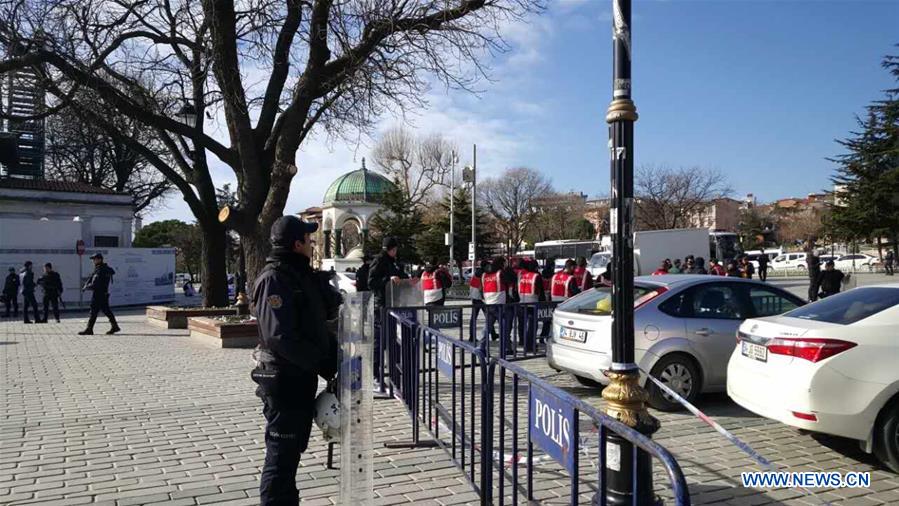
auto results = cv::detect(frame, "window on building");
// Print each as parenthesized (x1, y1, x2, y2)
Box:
(94, 236, 119, 247)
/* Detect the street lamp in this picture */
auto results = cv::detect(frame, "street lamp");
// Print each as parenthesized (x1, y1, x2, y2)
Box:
(176, 101, 199, 127)
(601, 0, 660, 504)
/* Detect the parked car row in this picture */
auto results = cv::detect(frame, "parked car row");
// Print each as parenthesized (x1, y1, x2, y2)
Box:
(768, 252, 879, 271)
(546, 276, 899, 472)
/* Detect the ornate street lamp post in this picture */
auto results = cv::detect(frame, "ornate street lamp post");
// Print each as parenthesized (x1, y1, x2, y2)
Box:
(601, 0, 660, 504)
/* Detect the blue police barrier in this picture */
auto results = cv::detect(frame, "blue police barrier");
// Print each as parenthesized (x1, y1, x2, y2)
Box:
(384, 310, 690, 506)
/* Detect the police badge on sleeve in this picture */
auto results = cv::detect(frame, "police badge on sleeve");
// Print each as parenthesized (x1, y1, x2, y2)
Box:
(267, 294, 283, 309)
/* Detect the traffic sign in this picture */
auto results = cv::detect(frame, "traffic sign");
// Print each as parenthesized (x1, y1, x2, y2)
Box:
(76, 240, 85, 256)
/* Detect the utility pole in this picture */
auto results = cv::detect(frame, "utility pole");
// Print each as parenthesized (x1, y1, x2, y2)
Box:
(449, 151, 456, 277)
(471, 145, 477, 269)
(601, 0, 660, 504)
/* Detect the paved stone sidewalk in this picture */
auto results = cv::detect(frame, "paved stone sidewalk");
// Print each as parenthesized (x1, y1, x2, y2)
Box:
(0, 311, 476, 506)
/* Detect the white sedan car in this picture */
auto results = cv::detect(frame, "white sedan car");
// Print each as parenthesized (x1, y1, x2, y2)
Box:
(835, 253, 878, 271)
(728, 284, 899, 472)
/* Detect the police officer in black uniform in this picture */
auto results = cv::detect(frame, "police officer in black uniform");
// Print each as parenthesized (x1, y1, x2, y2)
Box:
(251, 216, 340, 506)
(78, 253, 120, 335)
(21, 261, 40, 324)
(3, 267, 19, 318)
(38, 262, 64, 323)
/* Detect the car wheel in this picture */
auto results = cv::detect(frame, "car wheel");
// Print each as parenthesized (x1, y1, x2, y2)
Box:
(797, 264, 806, 271)
(648, 354, 700, 412)
(873, 402, 899, 473)
(574, 375, 602, 388)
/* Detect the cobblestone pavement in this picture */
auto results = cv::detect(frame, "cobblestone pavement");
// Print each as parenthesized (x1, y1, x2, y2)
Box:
(0, 311, 476, 506)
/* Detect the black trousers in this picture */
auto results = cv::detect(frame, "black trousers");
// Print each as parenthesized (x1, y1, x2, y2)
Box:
(258, 373, 319, 506)
(23, 292, 39, 322)
(3, 293, 17, 316)
(86, 294, 117, 330)
(758, 266, 768, 281)
(807, 273, 821, 302)
(43, 295, 60, 322)
(886, 262, 895, 275)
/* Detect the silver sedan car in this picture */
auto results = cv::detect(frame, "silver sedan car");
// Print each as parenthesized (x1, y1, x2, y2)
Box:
(546, 275, 805, 411)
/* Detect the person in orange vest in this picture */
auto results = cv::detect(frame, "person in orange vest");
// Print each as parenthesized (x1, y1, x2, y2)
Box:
(482, 256, 514, 343)
(516, 259, 544, 351)
(420, 260, 446, 306)
(550, 259, 580, 302)
(573, 257, 593, 292)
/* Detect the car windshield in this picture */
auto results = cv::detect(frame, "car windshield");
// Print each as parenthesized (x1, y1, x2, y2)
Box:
(343, 273, 356, 280)
(558, 284, 661, 315)
(783, 287, 899, 325)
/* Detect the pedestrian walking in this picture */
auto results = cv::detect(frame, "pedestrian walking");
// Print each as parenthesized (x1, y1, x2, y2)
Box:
(708, 258, 726, 276)
(78, 253, 120, 335)
(807, 249, 821, 302)
(817, 261, 846, 298)
(21, 261, 40, 324)
(3, 267, 19, 318)
(885, 250, 895, 276)
(757, 253, 769, 281)
(249, 216, 340, 506)
(38, 263, 63, 323)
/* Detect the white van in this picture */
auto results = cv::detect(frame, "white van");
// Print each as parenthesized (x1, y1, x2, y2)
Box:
(770, 252, 807, 270)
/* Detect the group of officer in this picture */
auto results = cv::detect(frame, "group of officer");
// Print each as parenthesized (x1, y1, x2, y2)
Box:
(1, 254, 119, 335)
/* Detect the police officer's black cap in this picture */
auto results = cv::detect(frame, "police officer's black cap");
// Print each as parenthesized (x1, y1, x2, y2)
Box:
(382, 237, 399, 250)
(8, 267, 14, 272)
(89, 253, 103, 260)
(270, 215, 318, 247)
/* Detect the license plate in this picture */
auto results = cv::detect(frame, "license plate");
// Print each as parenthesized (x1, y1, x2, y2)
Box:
(742, 341, 767, 362)
(559, 326, 588, 342)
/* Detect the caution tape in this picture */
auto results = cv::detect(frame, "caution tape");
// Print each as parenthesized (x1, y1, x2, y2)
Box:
(639, 367, 826, 503)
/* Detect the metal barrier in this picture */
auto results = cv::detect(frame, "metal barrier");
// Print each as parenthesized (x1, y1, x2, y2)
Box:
(383, 309, 691, 505)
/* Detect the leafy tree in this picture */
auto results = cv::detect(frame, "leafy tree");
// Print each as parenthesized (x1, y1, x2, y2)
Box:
(134, 220, 202, 280)
(737, 207, 776, 250)
(417, 187, 494, 269)
(366, 183, 426, 266)
(830, 49, 899, 258)
(572, 219, 596, 241)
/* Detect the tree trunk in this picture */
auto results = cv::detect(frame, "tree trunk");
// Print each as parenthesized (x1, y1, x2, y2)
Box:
(242, 227, 270, 296)
(199, 220, 229, 307)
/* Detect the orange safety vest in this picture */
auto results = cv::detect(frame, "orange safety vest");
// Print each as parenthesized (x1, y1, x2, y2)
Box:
(482, 272, 506, 305)
(421, 271, 443, 304)
(517, 271, 539, 303)
(469, 275, 483, 300)
(551, 272, 575, 301)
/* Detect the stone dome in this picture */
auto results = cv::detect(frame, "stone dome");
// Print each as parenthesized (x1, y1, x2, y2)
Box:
(323, 163, 395, 205)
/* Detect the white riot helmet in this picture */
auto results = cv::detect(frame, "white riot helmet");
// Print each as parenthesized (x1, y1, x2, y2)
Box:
(313, 381, 341, 441)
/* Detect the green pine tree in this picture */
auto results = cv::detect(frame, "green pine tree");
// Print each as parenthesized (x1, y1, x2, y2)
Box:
(366, 182, 426, 265)
(417, 187, 495, 268)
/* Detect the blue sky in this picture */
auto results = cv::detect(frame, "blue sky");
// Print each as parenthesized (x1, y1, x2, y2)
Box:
(147, 0, 899, 222)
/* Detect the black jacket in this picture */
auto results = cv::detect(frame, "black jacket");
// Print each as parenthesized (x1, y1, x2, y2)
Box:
(818, 269, 845, 294)
(3, 273, 18, 296)
(84, 264, 115, 295)
(355, 263, 371, 292)
(21, 269, 36, 296)
(253, 250, 339, 378)
(39, 271, 63, 298)
(368, 251, 408, 306)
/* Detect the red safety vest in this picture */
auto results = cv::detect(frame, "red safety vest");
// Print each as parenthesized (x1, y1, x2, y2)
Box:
(551, 272, 575, 301)
(482, 272, 506, 305)
(518, 271, 539, 303)
(469, 275, 482, 300)
(573, 267, 592, 291)
(421, 271, 443, 304)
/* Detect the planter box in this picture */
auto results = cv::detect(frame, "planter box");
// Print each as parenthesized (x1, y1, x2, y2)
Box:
(146, 306, 237, 329)
(188, 316, 258, 349)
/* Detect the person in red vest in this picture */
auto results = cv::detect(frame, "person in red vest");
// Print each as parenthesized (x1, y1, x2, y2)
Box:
(482, 256, 514, 344)
(516, 259, 544, 351)
(651, 260, 670, 276)
(469, 261, 485, 330)
(573, 257, 593, 292)
(420, 260, 446, 306)
(550, 260, 580, 302)
(708, 258, 727, 276)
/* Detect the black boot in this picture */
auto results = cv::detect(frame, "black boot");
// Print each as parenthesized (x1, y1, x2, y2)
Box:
(78, 329, 93, 335)
(106, 325, 121, 335)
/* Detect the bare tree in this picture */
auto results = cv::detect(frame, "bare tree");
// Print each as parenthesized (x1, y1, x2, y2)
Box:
(527, 191, 591, 243)
(373, 126, 456, 207)
(777, 208, 827, 248)
(479, 167, 552, 254)
(0, 0, 543, 304)
(634, 165, 732, 230)
(46, 98, 171, 215)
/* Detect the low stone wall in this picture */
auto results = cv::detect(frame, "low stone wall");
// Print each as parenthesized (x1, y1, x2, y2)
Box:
(187, 316, 258, 349)
(146, 306, 238, 329)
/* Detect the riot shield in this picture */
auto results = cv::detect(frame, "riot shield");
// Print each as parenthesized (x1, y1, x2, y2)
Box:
(388, 277, 423, 308)
(338, 292, 374, 505)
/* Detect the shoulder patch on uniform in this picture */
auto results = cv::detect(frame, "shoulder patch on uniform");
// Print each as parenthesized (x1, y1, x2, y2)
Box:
(267, 294, 283, 309)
